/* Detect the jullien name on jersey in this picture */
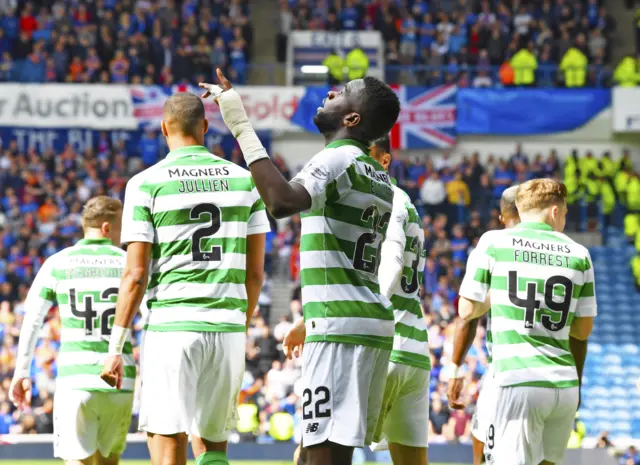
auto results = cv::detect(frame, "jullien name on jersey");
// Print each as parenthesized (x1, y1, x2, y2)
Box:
(167, 167, 232, 194)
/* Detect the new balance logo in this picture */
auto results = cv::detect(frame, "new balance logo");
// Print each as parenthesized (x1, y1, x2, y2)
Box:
(305, 423, 319, 433)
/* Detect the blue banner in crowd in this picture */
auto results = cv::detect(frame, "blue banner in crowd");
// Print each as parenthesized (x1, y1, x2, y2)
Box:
(0, 127, 271, 159)
(289, 86, 329, 136)
(456, 89, 611, 135)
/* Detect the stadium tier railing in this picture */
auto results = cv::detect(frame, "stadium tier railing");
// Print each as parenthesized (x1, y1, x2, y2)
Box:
(240, 63, 614, 87)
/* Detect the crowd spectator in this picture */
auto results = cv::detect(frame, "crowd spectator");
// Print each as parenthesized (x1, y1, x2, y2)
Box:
(0, 0, 252, 85)
(281, 0, 616, 87)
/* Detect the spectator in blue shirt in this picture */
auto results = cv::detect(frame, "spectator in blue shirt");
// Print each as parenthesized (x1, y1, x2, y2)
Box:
(400, 14, 418, 61)
(138, 129, 160, 167)
(449, 25, 467, 54)
(20, 52, 45, 83)
(492, 159, 514, 199)
(621, 446, 640, 465)
(340, 0, 360, 30)
(450, 224, 469, 262)
(2, 11, 18, 41)
(0, 402, 16, 434)
(420, 14, 436, 51)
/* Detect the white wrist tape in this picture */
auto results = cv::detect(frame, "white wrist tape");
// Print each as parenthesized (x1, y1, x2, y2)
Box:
(108, 326, 130, 355)
(448, 363, 464, 379)
(216, 89, 269, 166)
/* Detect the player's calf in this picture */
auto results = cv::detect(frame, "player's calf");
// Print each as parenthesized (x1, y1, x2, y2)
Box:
(388, 443, 428, 465)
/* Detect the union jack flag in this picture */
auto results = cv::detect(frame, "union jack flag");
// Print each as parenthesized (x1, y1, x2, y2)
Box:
(389, 85, 457, 150)
(130, 85, 230, 133)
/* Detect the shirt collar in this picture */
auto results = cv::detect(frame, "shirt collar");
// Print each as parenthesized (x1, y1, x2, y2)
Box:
(77, 238, 113, 246)
(325, 139, 369, 154)
(515, 221, 553, 231)
(166, 145, 210, 158)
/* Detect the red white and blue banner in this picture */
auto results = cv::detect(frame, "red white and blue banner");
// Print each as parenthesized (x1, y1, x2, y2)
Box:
(0, 84, 608, 144)
(390, 85, 457, 149)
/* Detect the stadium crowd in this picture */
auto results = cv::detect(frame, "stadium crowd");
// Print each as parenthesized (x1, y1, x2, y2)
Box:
(279, 0, 619, 87)
(0, 0, 253, 85)
(0, 136, 637, 442)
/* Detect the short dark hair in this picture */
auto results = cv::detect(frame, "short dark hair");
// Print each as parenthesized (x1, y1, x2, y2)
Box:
(356, 77, 400, 143)
(163, 93, 205, 137)
(372, 134, 391, 154)
(500, 185, 519, 219)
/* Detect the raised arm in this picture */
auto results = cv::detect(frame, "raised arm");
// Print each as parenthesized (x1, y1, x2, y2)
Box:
(200, 70, 311, 218)
(378, 196, 407, 299)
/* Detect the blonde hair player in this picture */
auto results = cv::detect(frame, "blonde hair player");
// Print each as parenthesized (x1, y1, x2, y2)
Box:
(447, 185, 519, 465)
(455, 179, 596, 465)
(10, 196, 137, 465)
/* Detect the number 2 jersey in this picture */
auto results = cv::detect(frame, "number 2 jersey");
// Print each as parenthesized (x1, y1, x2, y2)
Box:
(291, 139, 398, 350)
(459, 222, 597, 388)
(121, 145, 270, 333)
(385, 185, 430, 370)
(15, 238, 137, 392)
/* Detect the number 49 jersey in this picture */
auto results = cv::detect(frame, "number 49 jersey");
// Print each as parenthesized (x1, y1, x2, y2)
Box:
(21, 239, 136, 391)
(459, 222, 597, 388)
(122, 145, 270, 333)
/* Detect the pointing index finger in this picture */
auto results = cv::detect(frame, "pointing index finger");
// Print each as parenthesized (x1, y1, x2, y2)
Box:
(216, 68, 232, 91)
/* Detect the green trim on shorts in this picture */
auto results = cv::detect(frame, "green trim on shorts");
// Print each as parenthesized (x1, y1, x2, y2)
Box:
(390, 350, 431, 371)
(506, 379, 580, 388)
(74, 388, 134, 393)
(305, 334, 393, 350)
(144, 321, 246, 332)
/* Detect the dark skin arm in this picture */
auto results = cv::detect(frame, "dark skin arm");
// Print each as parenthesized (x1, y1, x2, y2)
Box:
(569, 336, 587, 409)
(201, 69, 312, 219)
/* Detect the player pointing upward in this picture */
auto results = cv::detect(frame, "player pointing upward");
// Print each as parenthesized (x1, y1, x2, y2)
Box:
(456, 179, 596, 465)
(448, 185, 520, 465)
(201, 70, 400, 465)
(101, 93, 269, 465)
(11, 196, 135, 465)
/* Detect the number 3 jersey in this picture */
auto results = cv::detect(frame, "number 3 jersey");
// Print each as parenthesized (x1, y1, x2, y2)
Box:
(121, 145, 270, 333)
(15, 239, 137, 392)
(459, 222, 597, 388)
(385, 185, 430, 371)
(291, 139, 398, 350)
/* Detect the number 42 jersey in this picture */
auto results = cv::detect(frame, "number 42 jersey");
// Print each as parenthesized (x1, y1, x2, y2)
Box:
(15, 239, 137, 392)
(459, 222, 597, 388)
(122, 145, 270, 333)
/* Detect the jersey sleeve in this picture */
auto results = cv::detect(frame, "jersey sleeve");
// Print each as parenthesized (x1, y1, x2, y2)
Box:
(247, 184, 271, 236)
(386, 193, 409, 251)
(459, 232, 494, 303)
(14, 256, 57, 378)
(121, 173, 154, 245)
(575, 249, 597, 317)
(290, 148, 352, 211)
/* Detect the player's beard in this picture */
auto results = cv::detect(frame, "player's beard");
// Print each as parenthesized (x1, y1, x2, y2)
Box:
(313, 110, 343, 135)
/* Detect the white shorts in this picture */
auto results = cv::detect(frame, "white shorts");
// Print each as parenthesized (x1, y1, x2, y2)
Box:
(472, 366, 497, 442)
(53, 389, 133, 461)
(301, 342, 390, 448)
(372, 362, 430, 448)
(139, 331, 246, 442)
(485, 386, 579, 465)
